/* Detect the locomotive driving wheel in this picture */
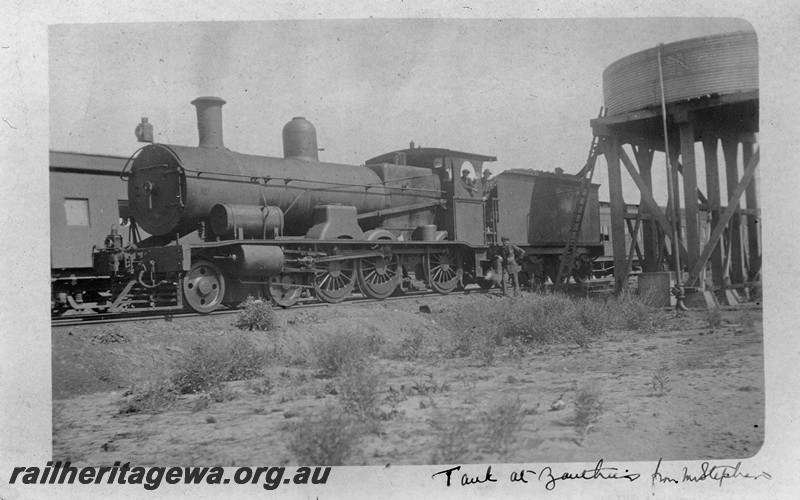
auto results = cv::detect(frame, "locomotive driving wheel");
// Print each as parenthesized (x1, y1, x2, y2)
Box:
(267, 274, 304, 308)
(356, 255, 401, 300)
(313, 258, 356, 303)
(425, 250, 462, 294)
(183, 259, 226, 314)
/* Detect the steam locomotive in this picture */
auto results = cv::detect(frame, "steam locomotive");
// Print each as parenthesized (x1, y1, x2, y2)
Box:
(81, 96, 603, 314)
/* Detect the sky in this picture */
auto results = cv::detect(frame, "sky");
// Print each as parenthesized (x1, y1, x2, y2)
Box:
(49, 18, 754, 204)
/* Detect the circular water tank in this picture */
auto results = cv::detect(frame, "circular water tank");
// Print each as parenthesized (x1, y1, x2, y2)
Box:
(283, 116, 319, 161)
(603, 31, 758, 116)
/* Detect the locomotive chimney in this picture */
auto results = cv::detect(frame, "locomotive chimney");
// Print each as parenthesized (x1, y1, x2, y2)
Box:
(191, 96, 226, 149)
(282, 117, 319, 161)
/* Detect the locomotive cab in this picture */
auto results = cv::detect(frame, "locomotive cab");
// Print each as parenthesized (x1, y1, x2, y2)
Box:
(364, 147, 496, 246)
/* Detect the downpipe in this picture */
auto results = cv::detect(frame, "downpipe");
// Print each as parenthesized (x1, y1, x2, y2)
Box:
(657, 44, 689, 313)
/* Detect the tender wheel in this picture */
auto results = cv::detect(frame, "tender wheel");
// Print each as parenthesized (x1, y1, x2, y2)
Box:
(571, 257, 593, 284)
(478, 276, 497, 290)
(425, 250, 462, 294)
(267, 274, 304, 308)
(544, 257, 567, 285)
(357, 255, 400, 300)
(314, 259, 356, 303)
(518, 271, 532, 289)
(183, 260, 226, 313)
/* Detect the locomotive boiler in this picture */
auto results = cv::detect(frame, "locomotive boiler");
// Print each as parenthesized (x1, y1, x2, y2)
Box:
(87, 96, 603, 314)
(129, 97, 400, 241)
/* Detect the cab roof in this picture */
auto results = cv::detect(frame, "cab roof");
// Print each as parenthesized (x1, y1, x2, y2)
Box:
(365, 147, 496, 168)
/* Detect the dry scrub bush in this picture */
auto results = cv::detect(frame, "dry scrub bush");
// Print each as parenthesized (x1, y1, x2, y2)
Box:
(247, 377, 274, 396)
(481, 396, 525, 454)
(443, 294, 610, 350)
(443, 291, 671, 351)
(392, 329, 426, 360)
(288, 405, 361, 465)
(226, 334, 270, 380)
(651, 362, 672, 396)
(172, 334, 268, 394)
(606, 290, 668, 333)
(437, 299, 504, 359)
(499, 294, 588, 345)
(337, 364, 383, 428)
(91, 330, 129, 344)
(447, 294, 582, 350)
(446, 324, 502, 364)
(738, 309, 756, 328)
(192, 394, 211, 413)
(748, 285, 762, 304)
(574, 298, 612, 337)
(572, 383, 604, 444)
(209, 384, 238, 403)
(234, 296, 278, 331)
(704, 307, 723, 331)
(119, 379, 178, 414)
(430, 412, 474, 464)
(475, 325, 503, 365)
(309, 328, 384, 378)
(265, 335, 311, 367)
(411, 374, 451, 395)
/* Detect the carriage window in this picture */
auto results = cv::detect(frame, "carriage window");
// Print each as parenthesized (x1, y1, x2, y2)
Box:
(64, 198, 90, 226)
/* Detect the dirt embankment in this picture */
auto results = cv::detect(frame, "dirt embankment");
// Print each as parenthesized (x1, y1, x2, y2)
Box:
(52, 292, 764, 466)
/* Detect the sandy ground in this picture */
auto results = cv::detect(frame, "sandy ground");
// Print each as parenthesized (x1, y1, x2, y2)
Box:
(52, 291, 764, 466)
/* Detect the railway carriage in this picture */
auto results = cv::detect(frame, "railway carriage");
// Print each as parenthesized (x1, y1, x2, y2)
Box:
(50, 151, 148, 313)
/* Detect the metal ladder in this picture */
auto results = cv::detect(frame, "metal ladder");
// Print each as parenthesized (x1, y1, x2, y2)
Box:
(554, 132, 603, 285)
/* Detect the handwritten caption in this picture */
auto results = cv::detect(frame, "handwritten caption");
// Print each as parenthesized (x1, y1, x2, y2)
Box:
(431, 459, 771, 492)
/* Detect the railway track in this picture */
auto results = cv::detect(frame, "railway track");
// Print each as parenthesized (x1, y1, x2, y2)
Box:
(51, 280, 615, 328)
(50, 287, 479, 327)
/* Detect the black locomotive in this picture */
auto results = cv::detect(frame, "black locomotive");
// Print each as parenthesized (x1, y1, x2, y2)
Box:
(84, 96, 603, 314)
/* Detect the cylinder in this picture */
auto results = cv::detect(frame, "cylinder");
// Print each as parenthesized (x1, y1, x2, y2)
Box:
(191, 96, 227, 149)
(283, 117, 319, 161)
(232, 245, 285, 276)
(209, 204, 283, 239)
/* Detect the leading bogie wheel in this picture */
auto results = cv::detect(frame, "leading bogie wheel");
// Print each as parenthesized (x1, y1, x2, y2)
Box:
(267, 274, 304, 308)
(183, 259, 226, 313)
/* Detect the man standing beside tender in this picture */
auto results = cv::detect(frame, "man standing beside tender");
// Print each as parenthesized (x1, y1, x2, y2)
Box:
(498, 236, 525, 296)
